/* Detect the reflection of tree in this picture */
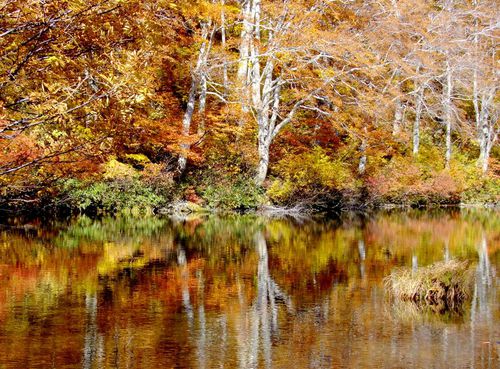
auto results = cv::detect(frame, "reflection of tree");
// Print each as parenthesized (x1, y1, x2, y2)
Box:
(1, 211, 498, 368)
(470, 234, 496, 367)
(399, 233, 498, 368)
(358, 239, 366, 279)
(471, 233, 494, 318)
(177, 248, 194, 327)
(237, 230, 293, 369)
(193, 268, 229, 369)
(196, 269, 206, 369)
(412, 254, 418, 273)
(82, 292, 103, 369)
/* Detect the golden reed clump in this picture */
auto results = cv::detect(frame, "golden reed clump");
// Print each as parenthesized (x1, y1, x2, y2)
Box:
(384, 260, 475, 313)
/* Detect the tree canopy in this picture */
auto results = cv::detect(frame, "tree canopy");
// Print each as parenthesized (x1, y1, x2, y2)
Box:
(0, 0, 498, 210)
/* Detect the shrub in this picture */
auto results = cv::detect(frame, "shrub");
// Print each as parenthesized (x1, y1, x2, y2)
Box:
(201, 177, 265, 211)
(60, 157, 177, 215)
(365, 145, 497, 206)
(120, 153, 151, 169)
(62, 178, 165, 215)
(267, 147, 353, 205)
(102, 158, 139, 180)
(461, 175, 500, 204)
(141, 162, 177, 201)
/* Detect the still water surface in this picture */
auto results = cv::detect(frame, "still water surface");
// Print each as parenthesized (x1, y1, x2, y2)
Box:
(0, 209, 498, 368)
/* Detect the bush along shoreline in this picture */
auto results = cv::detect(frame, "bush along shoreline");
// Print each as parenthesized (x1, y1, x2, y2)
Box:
(1, 152, 498, 218)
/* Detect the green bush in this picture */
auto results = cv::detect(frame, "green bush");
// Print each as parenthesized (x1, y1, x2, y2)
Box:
(201, 178, 265, 211)
(62, 178, 166, 215)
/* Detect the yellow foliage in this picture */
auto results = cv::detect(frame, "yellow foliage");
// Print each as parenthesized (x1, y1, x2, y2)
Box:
(268, 147, 353, 203)
(123, 153, 151, 168)
(102, 158, 139, 180)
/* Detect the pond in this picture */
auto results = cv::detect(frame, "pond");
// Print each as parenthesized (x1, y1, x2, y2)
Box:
(0, 209, 498, 368)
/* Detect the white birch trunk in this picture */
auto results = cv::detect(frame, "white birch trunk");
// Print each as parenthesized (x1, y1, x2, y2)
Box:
(249, 0, 261, 110)
(393, 95, 403, 136)
(358, 138, 367, 174)
(413, 87, 423, 156)
(473, 66, 480, 137)
(443, 62, 453, 168)
(177, 23, 211, 173)
(478, 115, 490, 173)
(255, 67, 280, 186)
(178, 77, 199, 173)
(237, 0, 252, 84)
(477, 88, 496, 173)
(255, 138, 270, 185)
(242, 6, 317, 185)
(197, 72, 207, 136)
(238, 0, 260, 125)
(221, 0, 228, 94)
(472, 0, 481, 137)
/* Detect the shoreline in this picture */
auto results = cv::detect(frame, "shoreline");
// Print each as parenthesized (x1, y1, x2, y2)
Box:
(1, 198, 498, 222)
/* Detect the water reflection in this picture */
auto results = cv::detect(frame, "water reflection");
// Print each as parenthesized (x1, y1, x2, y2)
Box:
(83, 292, 103, 369)
(0, 209, 498, 368)
(236, 230, 294, 369)
(470, 233, 497, 369)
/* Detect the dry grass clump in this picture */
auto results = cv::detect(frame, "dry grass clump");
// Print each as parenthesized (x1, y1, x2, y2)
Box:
(385, 260, 475, 313)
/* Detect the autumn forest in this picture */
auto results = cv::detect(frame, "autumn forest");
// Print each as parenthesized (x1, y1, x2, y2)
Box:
(0, 0, 499, 213)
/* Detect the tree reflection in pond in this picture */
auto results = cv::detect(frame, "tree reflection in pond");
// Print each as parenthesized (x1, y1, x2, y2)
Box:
(0, 209, 498, 368)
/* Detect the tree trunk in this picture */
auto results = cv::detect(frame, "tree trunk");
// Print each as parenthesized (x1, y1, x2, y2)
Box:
(476, 82, 496, 173)
(237, 0, 252, 84)
(249, 0, 261, 109)
(478, 132, 489, 174)
(197, 72, 207, 136)
(255, 105, 272, 186)
(177, 23, 211, 173)
(443, 62, 453, 168)
(238, 0, 259, 125)
(393, 95, 403, 136)
(255, 136, 269, 186)
(413, 87, 423, 156)
(254, 62, 281, 186)
(221, 0, 228, 94)
(473, 64, 480, 137)
(478, 107, 491, 173)
(358, 138, 367, 174)
(392, 67, 403, 136)
(472, 0, 481, 137)
(178, 77, 199, 173)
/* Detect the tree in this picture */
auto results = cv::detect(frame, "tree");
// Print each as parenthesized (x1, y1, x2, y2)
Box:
(177, 20, 215, 173)
(235, 0, 325, 184)
(0, 0, 184, 197)
(236, 0, 384, 185)
(467, 0, 499, 172)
